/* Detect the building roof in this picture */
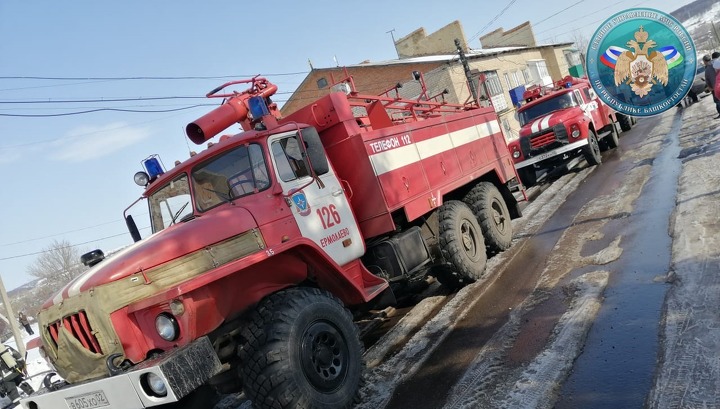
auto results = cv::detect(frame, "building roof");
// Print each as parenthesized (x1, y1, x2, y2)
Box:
(312, 42, 574, 70)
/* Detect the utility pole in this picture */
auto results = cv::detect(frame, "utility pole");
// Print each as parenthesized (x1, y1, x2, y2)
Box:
(455, 38, 479, 104)
(0, 274, 25, 357)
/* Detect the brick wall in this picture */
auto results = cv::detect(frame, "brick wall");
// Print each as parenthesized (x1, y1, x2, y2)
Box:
(479, 21, 536, 48)
(281, 62, 447, 115)
(395, 20, 468, 58)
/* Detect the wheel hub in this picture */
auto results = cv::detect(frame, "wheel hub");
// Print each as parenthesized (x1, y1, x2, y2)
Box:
(491, 201, 506, 230)
(461, 220, 477, 254)
(300, 320, 348, 392)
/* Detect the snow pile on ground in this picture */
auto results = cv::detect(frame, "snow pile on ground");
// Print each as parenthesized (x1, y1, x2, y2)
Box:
(648, 97, 720, 408)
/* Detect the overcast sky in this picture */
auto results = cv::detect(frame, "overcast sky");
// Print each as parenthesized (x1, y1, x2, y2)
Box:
(0, 0, 694, 291)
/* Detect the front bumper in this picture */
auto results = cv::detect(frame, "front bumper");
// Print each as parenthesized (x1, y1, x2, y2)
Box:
(514, 138, 589, 169)
(20, 336, 222, 409)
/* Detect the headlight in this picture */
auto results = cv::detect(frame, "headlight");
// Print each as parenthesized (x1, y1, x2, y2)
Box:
(155, 313, 180, 341)
(571, 129, 581, 138)
(141, 372, 168, 397)
(512, 150, 521, 159)
(134, 171, 150, 186)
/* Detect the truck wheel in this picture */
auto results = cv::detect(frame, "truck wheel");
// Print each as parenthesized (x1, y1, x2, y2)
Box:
(605, 122, 620, 149)
(582, 131, 602, 166)
(517, 167, 537, 188)
(239, 287, 363, 409)
(617, 114, 633, 132)
(438, 200, 487, 285)
(464, 182, 512, 253)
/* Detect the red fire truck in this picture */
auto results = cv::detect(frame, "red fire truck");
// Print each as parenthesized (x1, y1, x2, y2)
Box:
(24, 73, 523, 409)
(507, 76, 634, 187)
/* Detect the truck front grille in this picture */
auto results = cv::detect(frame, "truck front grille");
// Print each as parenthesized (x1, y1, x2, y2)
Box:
(48, 310, 103, 355)
(530, 132, 556, 149)
(520, 124, 569, 157)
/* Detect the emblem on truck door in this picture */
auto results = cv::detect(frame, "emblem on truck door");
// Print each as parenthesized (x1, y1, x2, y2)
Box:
(291, 191, 311, 216)
(586, 8, 696, 116)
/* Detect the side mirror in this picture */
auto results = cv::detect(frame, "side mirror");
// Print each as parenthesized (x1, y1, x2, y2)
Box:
(126, 215, 142, 243)
(299, 127, 329, 175)
(81, 249, 105, 267)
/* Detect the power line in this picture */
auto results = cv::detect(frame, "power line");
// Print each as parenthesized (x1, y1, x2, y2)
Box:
(0, 73, 309, 81)
(0, 232, 131, 261)
(1, 220, 124, 247)
(0, 104, 213, 117)
(476, 0, 587, 48)
(467, 0, 519, 44)
(0, 96, 204, 104)
(538, 0, 649, 41)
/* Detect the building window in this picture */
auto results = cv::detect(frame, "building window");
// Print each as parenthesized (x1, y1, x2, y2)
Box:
(478, 71, 508, 112)
(512, 71, 521, 87)
(480, 71, 503, 97)
(317, 77, 328, 89)
(504, 73, 512, 89)
(522, 69, 531, 84)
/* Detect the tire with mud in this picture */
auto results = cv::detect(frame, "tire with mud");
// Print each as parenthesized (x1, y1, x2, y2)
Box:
(517, 167, 537, 188)
(605, 122, 620, 149)
(239, 287, 363, 409)
(437, 200, 487, 288)
(582, 130, 602, 166)
(617, 114, 633, 132)
(464, 182, 512, 253)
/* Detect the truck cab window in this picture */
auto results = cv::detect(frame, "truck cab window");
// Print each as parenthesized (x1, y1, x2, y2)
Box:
(148, 175, 192, 232)
(192, 144, 270, 211)
(272, 136, 310, 182)
(518, 92, 576, 126)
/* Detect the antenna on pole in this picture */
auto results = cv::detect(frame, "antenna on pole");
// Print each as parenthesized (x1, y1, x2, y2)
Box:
(387, 29, 398, 58)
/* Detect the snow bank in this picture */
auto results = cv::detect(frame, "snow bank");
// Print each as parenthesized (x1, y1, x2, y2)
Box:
(648, 95, 720, 408)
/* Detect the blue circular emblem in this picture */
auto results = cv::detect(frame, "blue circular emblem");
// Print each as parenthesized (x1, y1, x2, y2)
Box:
(586, 8, 696, 117)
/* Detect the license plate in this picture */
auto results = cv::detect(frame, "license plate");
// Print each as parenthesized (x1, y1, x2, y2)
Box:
(533, 151, 554, 161)
(65, 391, 110, 409)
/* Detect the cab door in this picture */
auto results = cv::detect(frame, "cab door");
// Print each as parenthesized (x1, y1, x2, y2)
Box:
(269, 130, 365, 266)
(578, 88, 602, 125)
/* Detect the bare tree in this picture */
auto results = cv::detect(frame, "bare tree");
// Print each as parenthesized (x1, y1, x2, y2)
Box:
(570, 30, 590, 75)
(26, 239, 86, 287)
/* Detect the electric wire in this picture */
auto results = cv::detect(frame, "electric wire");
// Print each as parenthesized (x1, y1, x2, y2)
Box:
(0, 104, 214, 117)
(467, 0, 519, 44)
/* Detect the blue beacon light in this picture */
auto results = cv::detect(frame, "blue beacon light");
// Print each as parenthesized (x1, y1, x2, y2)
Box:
(248, 96, 270, 119)
(143, 155, 165, 179)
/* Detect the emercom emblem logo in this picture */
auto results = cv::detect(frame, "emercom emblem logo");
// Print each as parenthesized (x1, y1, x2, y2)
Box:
(586, 8, 696, 117)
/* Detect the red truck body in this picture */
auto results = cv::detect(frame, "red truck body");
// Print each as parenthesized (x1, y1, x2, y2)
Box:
(26, 74, 522, 409)
(507, 76, 634, 186)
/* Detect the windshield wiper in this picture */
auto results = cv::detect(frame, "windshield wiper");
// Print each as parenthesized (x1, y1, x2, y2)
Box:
(170, 202, 189, 225)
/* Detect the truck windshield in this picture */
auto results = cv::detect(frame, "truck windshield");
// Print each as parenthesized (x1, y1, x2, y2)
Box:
(518, 92, 577, 126)
(191, 143, 270, 211)
(148, 174, 192, 233)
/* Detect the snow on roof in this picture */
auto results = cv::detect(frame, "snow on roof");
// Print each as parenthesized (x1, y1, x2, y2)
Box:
(333, 44, 570, 69)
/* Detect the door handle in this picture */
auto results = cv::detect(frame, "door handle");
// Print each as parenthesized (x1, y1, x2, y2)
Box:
(332, 189, 344, 197)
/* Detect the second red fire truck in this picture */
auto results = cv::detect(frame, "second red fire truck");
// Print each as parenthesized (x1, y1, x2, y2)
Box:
(507, 76, 634, 186)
